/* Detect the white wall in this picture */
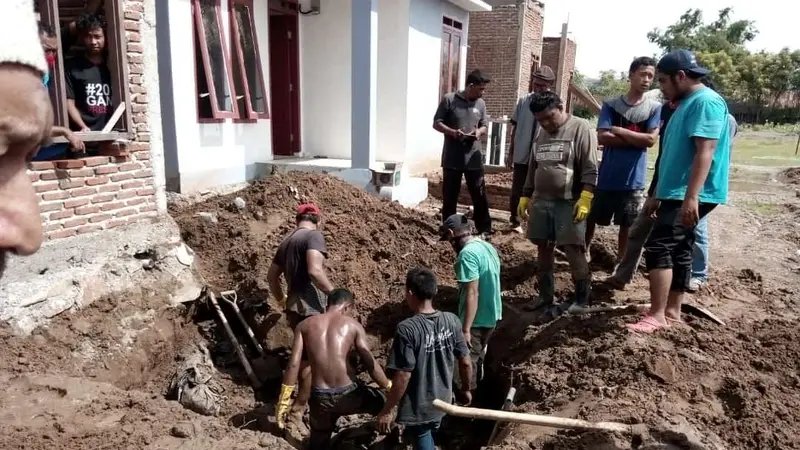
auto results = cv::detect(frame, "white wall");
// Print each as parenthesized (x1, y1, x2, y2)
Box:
(376, 0, 411, 163)
(159, 0, 274, 192)
(404, 0, 469, 175)
(298, 0, 353, 159)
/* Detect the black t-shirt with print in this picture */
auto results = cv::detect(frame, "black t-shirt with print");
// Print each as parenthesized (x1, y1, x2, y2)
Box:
(65, 55, 113, 131)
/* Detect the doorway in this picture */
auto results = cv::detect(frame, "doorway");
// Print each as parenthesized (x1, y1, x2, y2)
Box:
(269, 1, 300, 156)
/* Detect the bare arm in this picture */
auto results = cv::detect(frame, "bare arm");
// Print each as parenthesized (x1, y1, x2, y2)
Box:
(281, 324, 305, 387)
(456, 355, 472, 395)
(66, 99, 89, 130)
(686, 137, 717, 200)
(611, 126, 659, 148)
(267, 262, 285, 305)
(354, 323, 391, 389)
(434, 121, 459, 138)
(307, 249, 334, 295)
(379, 371, 411, 416)
(461, 280, 479, 333)
(596, 130, 629, 147)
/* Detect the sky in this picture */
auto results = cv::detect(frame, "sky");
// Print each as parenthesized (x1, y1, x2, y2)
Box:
(540, 0, 800, 78)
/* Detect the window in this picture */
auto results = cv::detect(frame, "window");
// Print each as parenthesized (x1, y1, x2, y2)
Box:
(439, 17, 463, 99)
(230, 0, 270, 120)
(36, 0, 133, 141)
(192, 0, 239, 120)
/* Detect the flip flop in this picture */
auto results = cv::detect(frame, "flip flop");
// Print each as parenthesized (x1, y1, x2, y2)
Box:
(625, 315, 668, 334)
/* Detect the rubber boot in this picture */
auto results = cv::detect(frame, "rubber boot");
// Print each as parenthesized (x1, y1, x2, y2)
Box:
(567, 279, 592, 314)
(525, 271, 555, 312)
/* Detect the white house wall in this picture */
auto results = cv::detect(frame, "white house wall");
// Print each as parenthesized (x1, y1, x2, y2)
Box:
(376, 0, 411, 164)
(157, 0, 274, 193)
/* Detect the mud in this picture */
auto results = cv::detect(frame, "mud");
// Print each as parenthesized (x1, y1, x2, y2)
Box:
(3, 170, 799, 449)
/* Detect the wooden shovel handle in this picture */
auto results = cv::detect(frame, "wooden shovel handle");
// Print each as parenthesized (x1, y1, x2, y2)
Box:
(431, 399, 634, 433)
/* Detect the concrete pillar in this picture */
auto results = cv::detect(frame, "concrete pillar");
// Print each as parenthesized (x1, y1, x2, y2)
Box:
(376, 0, 410, 164)
(351, 0, 378, 169)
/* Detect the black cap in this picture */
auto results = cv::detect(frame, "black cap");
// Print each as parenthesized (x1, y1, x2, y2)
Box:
(656, 50, 710, 77)
(440, 213, 471, 238)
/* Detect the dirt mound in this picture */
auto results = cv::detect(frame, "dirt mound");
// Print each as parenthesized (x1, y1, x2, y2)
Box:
(780, 167, 800, 184)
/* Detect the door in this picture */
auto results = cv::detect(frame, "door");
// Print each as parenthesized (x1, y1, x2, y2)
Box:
(269, 5, 300, 156)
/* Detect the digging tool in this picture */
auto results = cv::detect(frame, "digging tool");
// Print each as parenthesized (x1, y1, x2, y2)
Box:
(207, 291, 262, 389)
(218, 290, 267, 358)
(569, 302, 725, 326)
(681, 303, 725, 326)
(486, 387, 516, 446)
(432, 399, 646, 434)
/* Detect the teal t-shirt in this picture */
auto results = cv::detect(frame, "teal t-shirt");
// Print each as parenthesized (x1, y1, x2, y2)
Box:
(655, 86, 731, 204)
(455, 239, 502, 328)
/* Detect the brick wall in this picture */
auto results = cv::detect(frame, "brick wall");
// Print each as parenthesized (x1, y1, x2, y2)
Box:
(28, 0, 158, 241)
(541, 36, 577, 102)
(517, 1, 544, 98)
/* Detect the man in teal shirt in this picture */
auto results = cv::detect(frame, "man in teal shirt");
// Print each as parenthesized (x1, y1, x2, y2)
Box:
(440, 213, 501, 390)
(627, 50, 730, 334)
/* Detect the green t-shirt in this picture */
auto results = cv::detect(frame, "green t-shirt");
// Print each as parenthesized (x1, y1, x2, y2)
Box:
(455, 239, 502, 328)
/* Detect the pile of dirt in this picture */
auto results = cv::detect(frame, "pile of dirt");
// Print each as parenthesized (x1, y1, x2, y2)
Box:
(780, 167, 800, 185)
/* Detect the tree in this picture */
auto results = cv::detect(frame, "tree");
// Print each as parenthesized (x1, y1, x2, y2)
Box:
(587, 70, 629, 100)
(647, 8, 757, 55)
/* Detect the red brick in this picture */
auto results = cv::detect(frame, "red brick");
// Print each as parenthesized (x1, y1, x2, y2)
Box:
(38, 202, 62, 213)
(65, 168, 94, 178)
(129, 75, 143, 85)
(44, 223, 62, 232)
(89, 213, 112, 223)
(94, 165, 119, 175)
(59, 179, 85, 189)
(133, 169, 153, 179)
(133, 94, 148, 104)
(138, 204, 157, 213)
(121, 180, 144, 189)
(28, 172, 40, 182)
(55, 160, 85, 169)
(49, 210, 74, 220)
(70, 187, 97, 197)
(63, 217, 88, 228)
(29, 161, 55, 170)
(75, 205, 101, 215)
(39, 171, 59, 181)
(136, 187, 155, 196)
(98, 184, 121, 193)
(111, 173, 134, 182)
(35, 182, 59, 193)
(92, 193, 115, 203)
(105, 219, 128, 229)
(64, 198, 89, 208)
(127, 43, 144, 53)
(119, 163, 142, 172)
(128, 142, 150, 152)
(127, 32, 141, 43)
(42, 191, 69, 201)
(85, 176, 110, 186)
(77, 225, 103, 235)
(116, 190, 137, 200)
(124, 20, 140, 31)
(142, 161, 151, 168)
(126, 197, 147, 207)
(128, 54, 143, 64)
(115, 208, 137, 218)
(131, 101, 147, 110)
(133, 151, 150, 161)
(83, 156, 111, 167)
(101, 202, 125, 212)
(47, 229, 77, 240)
(137, 133, 151, 142)
(124, 11, 142, 20)
(126, 3, 144, 12)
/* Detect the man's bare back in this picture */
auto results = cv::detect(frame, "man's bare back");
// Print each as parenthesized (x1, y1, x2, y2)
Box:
(297, 312, 365, 389)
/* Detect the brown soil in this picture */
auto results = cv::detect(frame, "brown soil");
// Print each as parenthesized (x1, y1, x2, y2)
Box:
(3, 170, 799, 450)
(780, 167, 800, 184)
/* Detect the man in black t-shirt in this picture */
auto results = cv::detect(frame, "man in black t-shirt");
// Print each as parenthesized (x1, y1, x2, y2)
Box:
(377, 267, 472, 449)
(65, 13, 113, 132)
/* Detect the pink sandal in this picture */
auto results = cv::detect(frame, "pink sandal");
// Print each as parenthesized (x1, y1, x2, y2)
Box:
(625, 315, 668, 334)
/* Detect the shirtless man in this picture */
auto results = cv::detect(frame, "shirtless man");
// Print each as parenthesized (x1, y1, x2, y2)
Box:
(276, 288, 391, 448)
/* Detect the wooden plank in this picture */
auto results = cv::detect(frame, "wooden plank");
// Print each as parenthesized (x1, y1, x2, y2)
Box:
(50, 131, 130, 144)
(105, 0, 133, 133)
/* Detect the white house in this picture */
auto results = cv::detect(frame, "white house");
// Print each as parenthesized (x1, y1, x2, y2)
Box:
(155, 0, 490, 204)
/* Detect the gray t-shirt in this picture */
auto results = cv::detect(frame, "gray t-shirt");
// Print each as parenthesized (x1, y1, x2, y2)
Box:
(511, 94, 538, 165)
(433, 92, 488, 171)
(387, 311, 469, 426)
(272, 228, 328, 316)
(522, 115, 599, 200)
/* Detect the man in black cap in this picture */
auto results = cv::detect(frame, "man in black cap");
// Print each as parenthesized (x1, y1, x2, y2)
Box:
(507, 66, 556, 232)
(626, 50, 731, 333)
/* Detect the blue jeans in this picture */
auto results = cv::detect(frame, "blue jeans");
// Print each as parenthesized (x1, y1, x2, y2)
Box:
(403, 421, 440, 450)
(692, 216, 709, 281)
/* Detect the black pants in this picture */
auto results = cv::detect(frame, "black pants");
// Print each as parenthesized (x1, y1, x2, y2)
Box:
(509, 163, 528, 225)
(644, 200, 716, 292)
(442, 168, 492, 233)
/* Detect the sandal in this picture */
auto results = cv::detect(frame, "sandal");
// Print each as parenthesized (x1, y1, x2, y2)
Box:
(625, 315, 668, 334)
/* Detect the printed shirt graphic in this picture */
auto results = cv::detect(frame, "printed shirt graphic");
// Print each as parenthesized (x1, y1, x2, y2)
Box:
(596, 96, 661, 191)
(656, 87, 731, 204)
(387, 311, 469, 426)
(65, 55, 113, 131)
(455, 239, 502, 328)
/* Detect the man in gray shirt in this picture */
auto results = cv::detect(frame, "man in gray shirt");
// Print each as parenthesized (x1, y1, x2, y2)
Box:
(507, 66, 556, 231)
(433, 70, 493, 236)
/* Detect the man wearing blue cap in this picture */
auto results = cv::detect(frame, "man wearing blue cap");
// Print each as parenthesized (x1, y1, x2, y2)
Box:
(627, 50, 731, 334)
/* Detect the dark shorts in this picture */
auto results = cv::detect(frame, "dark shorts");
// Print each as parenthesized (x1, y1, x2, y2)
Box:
(454, 327, 494, 391)
(589, 189, 645, 227)
(527, 198, 586, 247)
(285, 311, 310, 330)
(644, 200, 716, 292)
(308, 383, 386, 447)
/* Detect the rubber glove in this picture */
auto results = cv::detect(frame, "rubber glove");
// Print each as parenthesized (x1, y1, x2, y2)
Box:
(573, 191, 594, 222)
(384, 380, 393, 393)
(276, 384, 295, 429)
(517, 197, 530, 220)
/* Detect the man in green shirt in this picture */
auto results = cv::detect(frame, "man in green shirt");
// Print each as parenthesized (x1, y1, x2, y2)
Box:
(440, 213, 502, 390)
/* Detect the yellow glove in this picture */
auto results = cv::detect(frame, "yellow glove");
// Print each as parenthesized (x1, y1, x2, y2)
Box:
(517, 197, 530, 220)
(276, 384, 295, 429)
(384, 380, 393, 393)
(573, 191, 594, 222)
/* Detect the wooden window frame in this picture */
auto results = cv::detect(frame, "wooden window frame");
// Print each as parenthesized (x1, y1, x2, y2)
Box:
(192, 0, 240, 122)
(37, 0, 134, 143)
(439, 16, 463, 100)
(230, 0, 270, 123)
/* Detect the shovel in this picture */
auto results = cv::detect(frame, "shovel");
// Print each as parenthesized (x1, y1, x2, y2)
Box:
(432, 399, 646, 434)
(207, 290, 262, 389)
(570, 302, 725, 326)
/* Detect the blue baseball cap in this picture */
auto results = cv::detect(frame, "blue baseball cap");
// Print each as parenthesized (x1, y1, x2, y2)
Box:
(656, 50, 710, 77)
